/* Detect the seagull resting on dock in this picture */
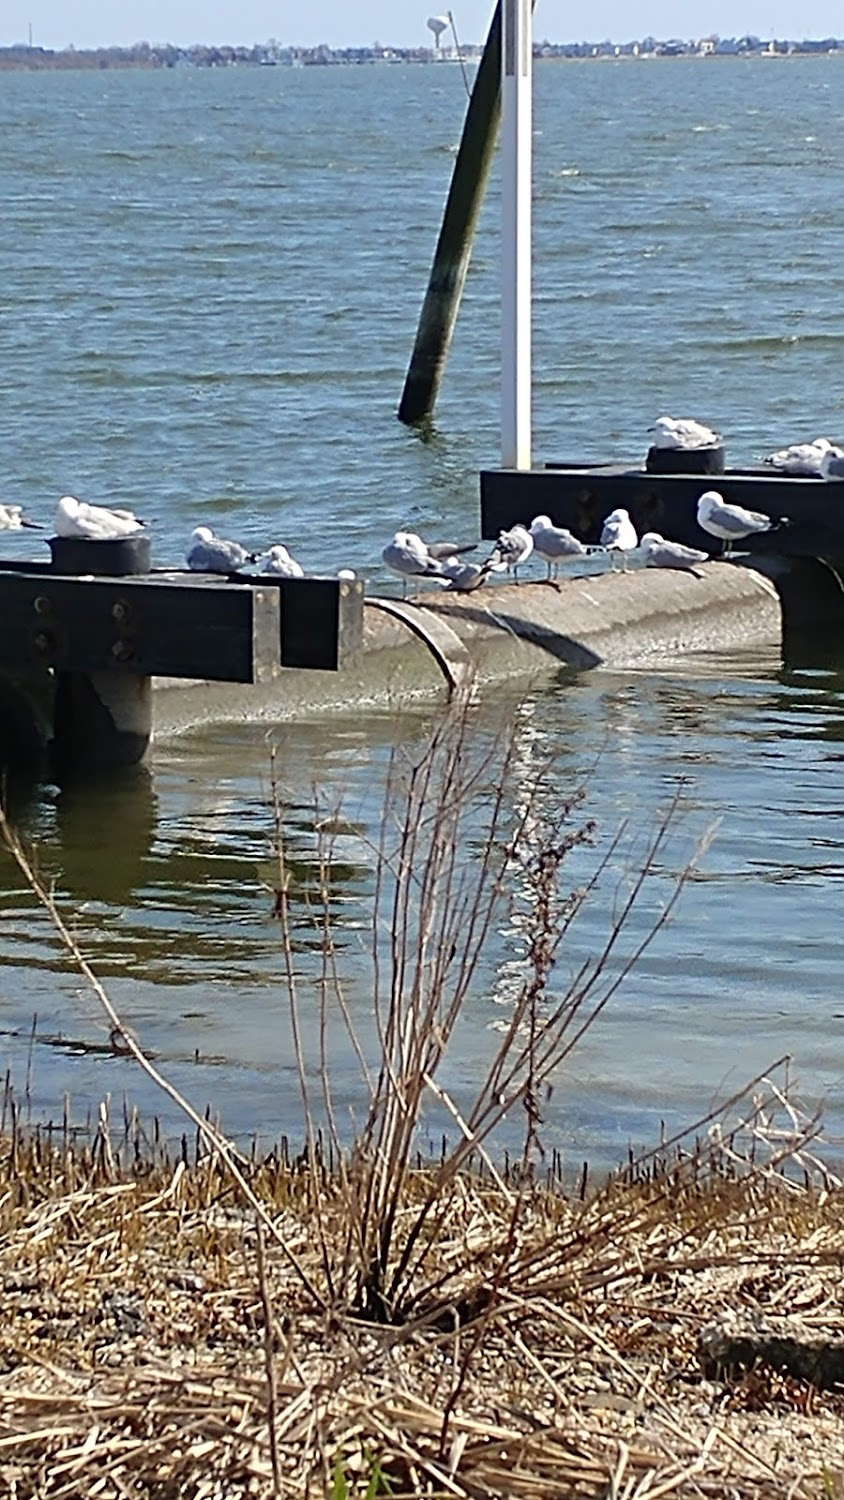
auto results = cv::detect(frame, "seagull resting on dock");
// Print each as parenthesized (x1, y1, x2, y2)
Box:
(696, 490, 788, 554)
(258, 544, 304, 578)
(820, 448, 844, 481)
(437, 556, 494, 592)
(650, 415, 721, 450)
(0, 504, 41, 530)
(763, 437, 841, 476)
(529, 515, 588, 579)
(600, 507, 638, 566)
(484, 524, 534, 583)
(186, 526, 254, 572)
(382, 531, 448, 591)
(640, 532, 709, 573)
(55, 495, 145, 540)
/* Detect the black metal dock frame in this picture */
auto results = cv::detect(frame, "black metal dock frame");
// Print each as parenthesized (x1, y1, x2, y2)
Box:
(0, 542, 363, 775)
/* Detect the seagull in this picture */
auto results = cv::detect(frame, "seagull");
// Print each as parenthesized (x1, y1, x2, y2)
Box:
(529, 515, 588, 579)
(382, 531, 446, 592)
(0, 504, 41, 530)
(763, 438, 840, 476)
(696, 490, 788, 554)
(820, 448, 844, 481)
(186, 525, 253, 572)
(55, 495, 144, 540)
(640, 532, 710, 573)
(484, 524, 534, 582)
(600, 507, 638, 552)
(437, 556, 494, 592)
(258, 544, 304, 578)
(650, 416, 721, 450)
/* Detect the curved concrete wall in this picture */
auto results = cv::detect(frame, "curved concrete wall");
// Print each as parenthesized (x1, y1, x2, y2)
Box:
(151, 562, 782, 738)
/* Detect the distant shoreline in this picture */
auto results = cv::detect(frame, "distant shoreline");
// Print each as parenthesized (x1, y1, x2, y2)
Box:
(1, 36, 844, 71)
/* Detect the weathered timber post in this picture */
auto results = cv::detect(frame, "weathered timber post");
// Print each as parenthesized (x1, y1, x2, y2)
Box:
(397, 3, 504, 426)
(49, 533, 153, 774)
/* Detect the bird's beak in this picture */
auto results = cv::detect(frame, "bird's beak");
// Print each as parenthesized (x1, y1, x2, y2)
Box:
(22, 520, 43, 529)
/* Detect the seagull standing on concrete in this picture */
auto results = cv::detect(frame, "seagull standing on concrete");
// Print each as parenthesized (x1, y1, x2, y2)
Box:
(258, 544, 305, 578)
(186, 526, 254, 572)
(0, 504, 41, 530)
(437, 556, 494, 592)
(529, 515, 588, 579)
(382, 531, 446, 592)
(600, 508, 638, 556)
(764, 438, 841, 476)
(650, 416, 721, 450)
(55, 495, 145, 539)
(696, 490, 788, 554)
(484, 524, 534, 583)
(640, 532, 710, 573)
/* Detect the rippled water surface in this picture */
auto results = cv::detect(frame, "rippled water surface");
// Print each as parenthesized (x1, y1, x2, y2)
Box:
(0, 58, 843, 1168)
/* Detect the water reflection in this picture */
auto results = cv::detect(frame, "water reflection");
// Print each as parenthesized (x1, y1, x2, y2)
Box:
(0, 665, 840, 1171)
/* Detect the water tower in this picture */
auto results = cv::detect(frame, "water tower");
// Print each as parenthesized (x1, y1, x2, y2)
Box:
(427, 15, 450, 51)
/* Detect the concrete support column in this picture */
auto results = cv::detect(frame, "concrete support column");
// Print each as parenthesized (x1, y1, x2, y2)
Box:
(49, 534, 153, 775)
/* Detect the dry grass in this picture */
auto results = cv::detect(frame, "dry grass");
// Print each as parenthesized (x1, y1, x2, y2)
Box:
(0, 1100, 842, 1499)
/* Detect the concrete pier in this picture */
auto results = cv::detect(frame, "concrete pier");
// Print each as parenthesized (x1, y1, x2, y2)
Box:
(150, 563, 782, 737)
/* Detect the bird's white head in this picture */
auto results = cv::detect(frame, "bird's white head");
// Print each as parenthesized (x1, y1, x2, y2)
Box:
(57, 495, 81, 518)
(605, 508, 629, 523)
(639, 532, 663, 550)
(697, 491, 723, 521)
(530, 515, 552, 532)
(191, 525, 214, 543)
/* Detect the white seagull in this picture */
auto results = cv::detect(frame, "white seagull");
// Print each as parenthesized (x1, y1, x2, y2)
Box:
(640, 532, 709, 573)
(820, 448, 844, 481)
(437, 556, 494, 592)
(55, 495, 144, 540)
(650, 415, 721, 450)
(186, 525, 254, 572)
(259, 544, 305, 578)
(529, 515, 588, 579)
(600, 507, 638, 553)
(763, 437, 841, 476)
(696, 490, 788, 553)
(382, 531, 446, 591)
(0, 503, 41, 530)
(484, 524, 534, 582)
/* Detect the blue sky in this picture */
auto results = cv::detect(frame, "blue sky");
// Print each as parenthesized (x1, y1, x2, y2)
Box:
(4, 3, 844, 51)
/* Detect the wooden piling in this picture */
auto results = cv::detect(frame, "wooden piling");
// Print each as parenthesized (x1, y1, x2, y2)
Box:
(397, 3, 504, 427)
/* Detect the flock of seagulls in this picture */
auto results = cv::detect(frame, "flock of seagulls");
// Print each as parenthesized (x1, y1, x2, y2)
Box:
(763, 436, 844, 477)
(0, 415, 821, 595)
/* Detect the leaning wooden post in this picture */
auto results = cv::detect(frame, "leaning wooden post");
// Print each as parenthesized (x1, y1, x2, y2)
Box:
(50, 533, 153, 774)
(397, 3, 503, 426)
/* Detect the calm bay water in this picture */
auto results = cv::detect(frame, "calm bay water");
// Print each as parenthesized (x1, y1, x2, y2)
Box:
(0, 58, 843, 1169)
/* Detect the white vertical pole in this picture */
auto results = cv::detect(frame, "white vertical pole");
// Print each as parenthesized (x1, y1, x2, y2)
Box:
(501, 0, 532, 470)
